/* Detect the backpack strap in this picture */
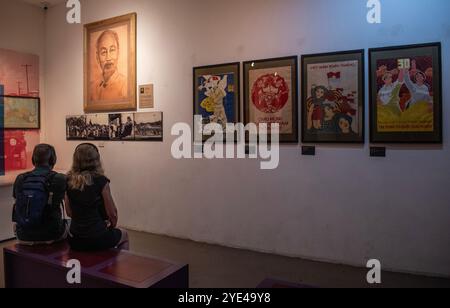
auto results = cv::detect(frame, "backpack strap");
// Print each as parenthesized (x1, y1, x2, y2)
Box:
(44, 171, 58, 206)
(44, 171, 57, 188)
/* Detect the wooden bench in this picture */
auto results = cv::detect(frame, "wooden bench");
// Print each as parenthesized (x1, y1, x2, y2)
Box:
(257, 278, 316, 288)
(3, 242, 189, 288)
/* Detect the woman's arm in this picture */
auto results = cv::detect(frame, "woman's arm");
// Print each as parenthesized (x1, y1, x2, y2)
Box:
(102, 183, 118, 228)
(64, 193, 72, 218)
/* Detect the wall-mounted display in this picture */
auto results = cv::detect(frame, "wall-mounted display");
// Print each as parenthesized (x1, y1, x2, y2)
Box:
(244, 56, 298, 143)
(0, 48, 39, 97)
(84, 13, 137, 113)
(301, 50, 365, 143)
(66, 112, 162, 142)
(86, 113, 110, 140)
(369, 43, 442, 143)
(193, 63, 240, 142)
(66, 115, 87, 140)
(3, 96, 40, 129)
(134, 112, 163, 141)
(139, 84, 154, 109)
(4, 130, 40, 172)
(109, 113, 135, 140)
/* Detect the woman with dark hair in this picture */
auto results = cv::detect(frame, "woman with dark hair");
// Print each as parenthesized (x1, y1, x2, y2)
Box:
(12, 144, 68, 245)
(65, 143, 129, 251)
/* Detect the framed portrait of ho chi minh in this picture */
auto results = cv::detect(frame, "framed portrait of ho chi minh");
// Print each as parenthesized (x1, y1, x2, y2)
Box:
(369, 43, 442, 143)
(301, 50, 365, 143)
(244, 56, 299, 143)
(84, 13, 137, 113)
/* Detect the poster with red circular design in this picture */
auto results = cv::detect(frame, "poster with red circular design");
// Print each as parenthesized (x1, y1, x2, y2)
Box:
(251, 74, 289, 114)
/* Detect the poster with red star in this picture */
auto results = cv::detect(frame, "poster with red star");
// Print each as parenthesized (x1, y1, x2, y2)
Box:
(244, 56, 298, 143)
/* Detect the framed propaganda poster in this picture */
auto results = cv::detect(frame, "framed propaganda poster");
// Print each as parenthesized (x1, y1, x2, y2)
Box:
(369, 43, 442, 143)
(193, 62, 240, 142)
(301, 50, 365, 143)
(244, 56, 298, 143)
(84, 13, 137, 113)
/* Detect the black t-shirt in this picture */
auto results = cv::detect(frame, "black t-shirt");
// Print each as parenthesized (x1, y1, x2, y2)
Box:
(67, 175, 110, 239)
(13, 168, 66, 241)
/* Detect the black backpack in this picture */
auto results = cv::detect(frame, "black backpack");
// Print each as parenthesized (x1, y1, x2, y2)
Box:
(13, 171, 57, 229)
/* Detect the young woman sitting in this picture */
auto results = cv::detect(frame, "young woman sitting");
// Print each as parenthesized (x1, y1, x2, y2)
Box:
(65, 143, 129, 251)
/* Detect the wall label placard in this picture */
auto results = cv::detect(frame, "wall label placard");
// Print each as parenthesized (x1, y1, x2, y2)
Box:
(302, 146, 316, 156)
(139, 84, 154, 109)
(370, 147, 386, 157)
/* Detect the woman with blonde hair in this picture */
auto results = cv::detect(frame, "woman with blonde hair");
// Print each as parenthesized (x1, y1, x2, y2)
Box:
(65, 143, 129, 251)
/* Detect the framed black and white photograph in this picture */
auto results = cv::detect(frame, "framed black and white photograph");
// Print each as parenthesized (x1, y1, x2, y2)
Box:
(66, 115, 87, 140)
(108, 113, 135, 140)
(134, 112, 163, 141)
(86, 113, 110, 140)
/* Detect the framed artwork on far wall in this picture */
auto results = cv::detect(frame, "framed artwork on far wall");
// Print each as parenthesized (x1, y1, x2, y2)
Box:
(3, 96, 40, 129)
(369, 42, 442, 143)
(86, 113, 110, 140)
(244, 56, 298, 143)
(193, 62, 240, 142)
(66, 115, 87, 140)
(301, 50, 365, 143)
(109, 113, 135, 140)
(134, 112, 163, 141)
(84, 13, 137, 113)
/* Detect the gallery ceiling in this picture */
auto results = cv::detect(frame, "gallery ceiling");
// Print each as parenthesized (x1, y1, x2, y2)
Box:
(19, 0, 66, 9)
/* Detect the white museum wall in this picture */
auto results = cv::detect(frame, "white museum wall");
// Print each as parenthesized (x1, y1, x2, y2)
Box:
(42, 0, 450, 277)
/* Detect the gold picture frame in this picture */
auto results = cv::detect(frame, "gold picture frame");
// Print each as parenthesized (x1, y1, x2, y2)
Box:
(84, 13, 137, 113)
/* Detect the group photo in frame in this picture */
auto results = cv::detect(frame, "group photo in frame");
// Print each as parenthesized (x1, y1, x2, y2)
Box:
(301, 50, 365, 143)
(193, 62, 240, 142)
(66, 112, 163, 142)
(243, 56, 299, 143)
(369, 42, 442, 143)
(84, 13, 137, 113)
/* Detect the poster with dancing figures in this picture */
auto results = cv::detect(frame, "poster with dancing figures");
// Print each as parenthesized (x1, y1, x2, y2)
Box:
(369, 43, 442, 143)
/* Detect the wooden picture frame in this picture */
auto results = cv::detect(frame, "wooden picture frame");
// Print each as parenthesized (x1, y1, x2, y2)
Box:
(66, 112, 163, 142)
(193, 62, 240, 143)
(84, 13, 137, 113)
(3, 96, 40, 130)
(66, 115, 87, 140)
(243, 56, 299, 143)
(134, 112, 163, 142)
(369, 42, 442, 143)
(301, 50, 365, 143)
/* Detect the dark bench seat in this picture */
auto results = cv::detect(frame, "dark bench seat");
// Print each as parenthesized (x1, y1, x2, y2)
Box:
(3, 242, 189, 288)
(257, 278, 316, 288)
